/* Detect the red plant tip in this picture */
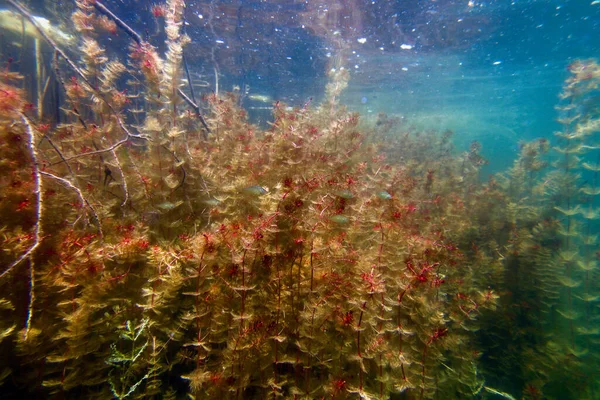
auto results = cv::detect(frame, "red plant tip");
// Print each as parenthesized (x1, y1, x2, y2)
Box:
(151, 4, 166, 18)
(342, 311, 354, 326)
(87, 264, 102, 275)
(405, 202, 417, 213)
(143, 59, 155, 72)
(228, 264, 239, 277)
(524, 384, 542, 400)
(428, 327, 448, 345)
(333, 378, 346, 392)
(431, 278, 445, 287)
(37, 123, 51, 133)
(0, 85, 24, 114)
(209, 372, 223, 386)
(16, 199, 30, 211)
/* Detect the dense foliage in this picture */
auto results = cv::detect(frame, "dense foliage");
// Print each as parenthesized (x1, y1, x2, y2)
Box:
(0, 1, 598, 399)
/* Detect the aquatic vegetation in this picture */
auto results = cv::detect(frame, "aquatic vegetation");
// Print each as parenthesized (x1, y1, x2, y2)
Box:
(473, 60, 600, 400)
(0, 1, 597, 400)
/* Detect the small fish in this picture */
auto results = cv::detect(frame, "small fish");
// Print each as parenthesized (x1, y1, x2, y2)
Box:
(157, 200, 184, 210)
(248, 94, 273, 103)
(376, 190, 392, 200)
(241, 185, 268, 196)
(335, 189, 354, 199)
(329, 215, 349, 224)
(203, 198, 222, 207)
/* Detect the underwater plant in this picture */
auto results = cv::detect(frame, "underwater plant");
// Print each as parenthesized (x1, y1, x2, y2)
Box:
(0, 1, 597, 400)
(472, 60, 600, 400)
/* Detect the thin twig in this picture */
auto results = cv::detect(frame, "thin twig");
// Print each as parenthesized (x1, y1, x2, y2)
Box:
(40, 132, 74, 176)
(178, 88, 210, 132)
(92, 1, 143, 45)
(182, 53, 196, 102)
(1, 115, 43, 281)
(40, 171, 104, 240)
(59, 137, 129, 162)
(6, 0, 149, 145)
(7, 0, 147, 209)
(110, 149, 129, 207)
(51, 50, 111, 176)
(52, 51, 87, 130)
(162, 144, 186, 190)
(181, 5, 197, 104)
(88, 0, 211, 133)
(0, 114, 44, 341)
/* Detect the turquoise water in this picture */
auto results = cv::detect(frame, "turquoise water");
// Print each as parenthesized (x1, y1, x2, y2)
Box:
(1, 0, 600, 399)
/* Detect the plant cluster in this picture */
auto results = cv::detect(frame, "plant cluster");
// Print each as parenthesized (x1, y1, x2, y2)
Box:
(470, 60, 600, 400)
(0, 1, 598, 400)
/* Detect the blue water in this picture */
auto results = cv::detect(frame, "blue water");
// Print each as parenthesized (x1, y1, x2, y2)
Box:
(81, 0, 599, 172)
(33, 0, 600, 168)
(2, 0, 600, 399)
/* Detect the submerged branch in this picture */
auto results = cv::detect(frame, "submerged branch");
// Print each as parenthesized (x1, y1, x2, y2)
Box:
(39, 171, 104, 240)
(6, 0, 149, 155)
(0, 114, 43, 281)
(178, 88, 210, 132)
(92, 1, 143, 45)
(56, 137, 129, 163)
(162, 144, 187, 190)
(0, 115, 44, 341)
(110, 149, 129, 207)
(52, 51, 87, 130)
(89, 0, 211, 133)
